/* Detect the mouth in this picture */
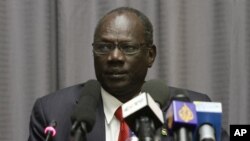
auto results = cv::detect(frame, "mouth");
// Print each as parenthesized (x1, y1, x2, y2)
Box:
(104, 71, 128, 79)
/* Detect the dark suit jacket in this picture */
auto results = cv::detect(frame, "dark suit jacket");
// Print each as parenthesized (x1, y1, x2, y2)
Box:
(28, 83, 229, 141)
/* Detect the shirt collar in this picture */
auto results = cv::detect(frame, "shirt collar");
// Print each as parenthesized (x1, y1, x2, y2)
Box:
(101, 87, 123, 124)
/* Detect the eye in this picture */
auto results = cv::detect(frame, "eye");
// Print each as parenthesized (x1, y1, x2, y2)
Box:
(95, 43, 113, 52)
(121, 44, 139, 53)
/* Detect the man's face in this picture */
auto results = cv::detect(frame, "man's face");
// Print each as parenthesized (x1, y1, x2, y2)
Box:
(93, 13, 155, 99)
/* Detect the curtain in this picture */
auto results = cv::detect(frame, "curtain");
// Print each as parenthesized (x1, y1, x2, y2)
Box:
(0, 0, 57, 140)
(0, 0, 249, 140)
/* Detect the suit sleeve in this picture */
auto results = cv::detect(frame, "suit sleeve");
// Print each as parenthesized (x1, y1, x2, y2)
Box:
(28, 98, 47, 141)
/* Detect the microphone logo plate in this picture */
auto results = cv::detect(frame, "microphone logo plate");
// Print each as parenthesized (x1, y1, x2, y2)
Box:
(178, 103, 194, 122)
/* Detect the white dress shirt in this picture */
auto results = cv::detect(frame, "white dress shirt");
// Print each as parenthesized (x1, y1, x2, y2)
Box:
(101, 87, 123, 141)
(101, 88, 139, 141)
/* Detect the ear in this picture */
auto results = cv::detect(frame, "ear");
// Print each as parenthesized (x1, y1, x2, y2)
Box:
(147, 44, 156, 68)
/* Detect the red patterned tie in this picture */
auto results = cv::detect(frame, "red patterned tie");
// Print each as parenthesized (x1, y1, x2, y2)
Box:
(115, 106, 129, 141)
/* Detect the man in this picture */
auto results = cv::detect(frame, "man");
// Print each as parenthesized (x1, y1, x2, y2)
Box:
(28, 7, 229, 141)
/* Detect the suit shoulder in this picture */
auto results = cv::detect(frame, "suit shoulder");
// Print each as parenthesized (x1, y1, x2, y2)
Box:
(168, 86, 211, 102)
(37, 83, 85, 105)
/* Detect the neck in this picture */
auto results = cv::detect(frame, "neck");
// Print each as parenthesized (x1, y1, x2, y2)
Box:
(111, 87, 141, 103)
(103, 83, 144, 103)
(116, 91, 140, 103)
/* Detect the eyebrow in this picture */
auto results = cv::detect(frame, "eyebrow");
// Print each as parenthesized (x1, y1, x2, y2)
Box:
(95, 36, 134, 43)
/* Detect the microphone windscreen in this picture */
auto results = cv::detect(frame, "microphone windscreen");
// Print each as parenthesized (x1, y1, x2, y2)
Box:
(71, 79, 101, 132)
(141, 79, 170, 108)
(170, 90, 190, 102)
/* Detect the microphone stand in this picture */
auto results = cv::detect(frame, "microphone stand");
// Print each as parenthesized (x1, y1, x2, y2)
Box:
(174, 127, 193, 141)
(136, 116, 155, 141)
(71, 122, 87, 141)
(45, 132, 52, 141)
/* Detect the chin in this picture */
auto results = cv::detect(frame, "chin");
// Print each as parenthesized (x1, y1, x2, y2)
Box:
(103, 81, 131, 93)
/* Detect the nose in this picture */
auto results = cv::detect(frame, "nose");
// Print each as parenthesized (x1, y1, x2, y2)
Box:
(107, 47, 126, 62)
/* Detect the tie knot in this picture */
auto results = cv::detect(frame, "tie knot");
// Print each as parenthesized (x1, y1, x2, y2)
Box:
(115, 106, 123, 121)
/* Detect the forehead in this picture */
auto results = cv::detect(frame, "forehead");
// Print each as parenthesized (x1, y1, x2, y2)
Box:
(95, 12, 145, 42)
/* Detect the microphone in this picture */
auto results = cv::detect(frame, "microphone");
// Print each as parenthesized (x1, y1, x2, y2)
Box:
(165, 94, 197, 141)
(70, 80, 101, 141)
(193, 101, 222, 141)
(44, 120, 57, 141)
(122, 80, 169, 141)
(141, 79, 170, 108)
(122, 93, 164, 141)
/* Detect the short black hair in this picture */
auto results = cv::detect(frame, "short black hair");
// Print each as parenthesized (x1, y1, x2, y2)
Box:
(94, 7, 153, 44)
